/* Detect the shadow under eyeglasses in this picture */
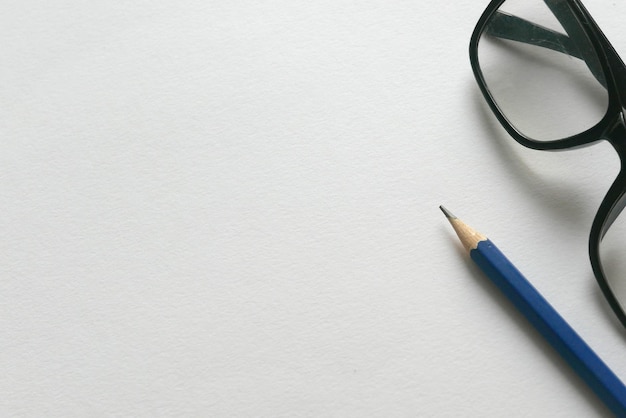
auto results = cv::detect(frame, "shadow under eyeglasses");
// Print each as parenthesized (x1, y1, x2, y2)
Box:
(469, 83, 618, 219)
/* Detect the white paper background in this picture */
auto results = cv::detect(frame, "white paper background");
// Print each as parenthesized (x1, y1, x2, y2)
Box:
(2, 1, 626, 416)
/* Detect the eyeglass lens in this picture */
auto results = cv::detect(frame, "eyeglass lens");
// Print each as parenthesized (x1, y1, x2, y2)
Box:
(476, 0, 608, 142)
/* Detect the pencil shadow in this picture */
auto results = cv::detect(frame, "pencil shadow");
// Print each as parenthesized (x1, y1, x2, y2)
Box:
(444, 230, 613, 417)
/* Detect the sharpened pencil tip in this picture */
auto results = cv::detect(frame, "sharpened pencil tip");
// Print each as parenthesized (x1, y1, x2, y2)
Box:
(440, 206, 487, 251)
(439, 205, 457, 220)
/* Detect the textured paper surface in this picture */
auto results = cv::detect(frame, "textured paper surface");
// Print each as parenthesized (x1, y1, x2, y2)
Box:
(2, 1, 626, 416)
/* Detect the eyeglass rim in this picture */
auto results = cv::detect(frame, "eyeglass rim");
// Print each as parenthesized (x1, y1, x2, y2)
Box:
(469, 0, 623, 150)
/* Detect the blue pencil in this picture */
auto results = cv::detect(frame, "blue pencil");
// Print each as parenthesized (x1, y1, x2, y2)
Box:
(440, 206, 626, 416)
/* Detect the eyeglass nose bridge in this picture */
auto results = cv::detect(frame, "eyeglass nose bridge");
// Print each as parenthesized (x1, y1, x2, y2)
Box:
(593, 112, 626, 235)
(589, 114, 626, 327)
(602, 111, 626, 160)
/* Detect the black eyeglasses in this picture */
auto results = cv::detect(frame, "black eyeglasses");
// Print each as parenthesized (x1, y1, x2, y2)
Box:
(470, 0, 626, 328)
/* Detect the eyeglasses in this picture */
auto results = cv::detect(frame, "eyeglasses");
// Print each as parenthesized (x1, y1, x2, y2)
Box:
(470, 0, 626, 327)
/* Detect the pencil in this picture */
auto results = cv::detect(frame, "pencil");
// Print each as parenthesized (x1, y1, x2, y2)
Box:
(440, 206, 626, 416)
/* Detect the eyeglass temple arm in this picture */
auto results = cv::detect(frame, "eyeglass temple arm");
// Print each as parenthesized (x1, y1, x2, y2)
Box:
(485, 12, 582, 58)
(485, 11, 606, 88)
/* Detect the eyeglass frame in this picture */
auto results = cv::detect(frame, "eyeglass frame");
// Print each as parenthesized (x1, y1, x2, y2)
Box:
(470, 0, 626, 328)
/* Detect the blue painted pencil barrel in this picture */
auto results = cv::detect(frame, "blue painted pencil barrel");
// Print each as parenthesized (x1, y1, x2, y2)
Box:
(471, 239, 626, 416)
